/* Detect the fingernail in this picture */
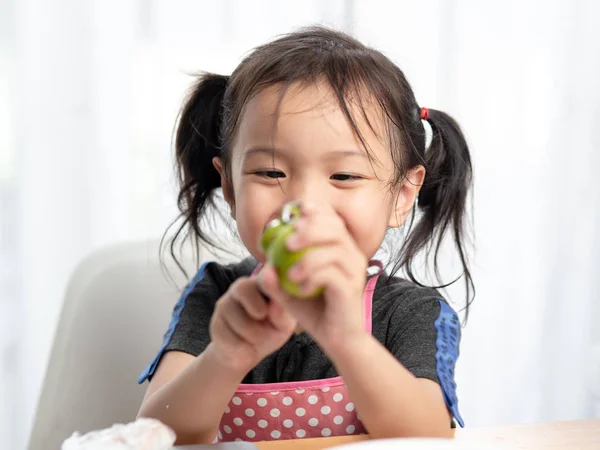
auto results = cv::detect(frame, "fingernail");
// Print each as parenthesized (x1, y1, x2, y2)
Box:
(294, 218, 307, 228)
(262, 263, 274, 275)
(286, 234, 300, 250)
(300, 282, 312, 296)
(287, 264, 302, 281)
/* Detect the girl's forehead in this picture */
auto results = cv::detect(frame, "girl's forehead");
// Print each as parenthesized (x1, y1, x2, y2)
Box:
(246, 82, 337, 116)
(235, 81, 390, 157)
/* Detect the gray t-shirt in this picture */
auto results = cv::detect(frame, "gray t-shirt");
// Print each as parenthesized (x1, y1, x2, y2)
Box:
(139, 257, 464, 427)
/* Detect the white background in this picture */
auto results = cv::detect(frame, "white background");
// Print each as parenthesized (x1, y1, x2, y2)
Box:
(1, 1, 600, 449)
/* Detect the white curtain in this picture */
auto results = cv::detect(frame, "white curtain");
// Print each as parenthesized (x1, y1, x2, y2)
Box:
(1, 1, 599, 448)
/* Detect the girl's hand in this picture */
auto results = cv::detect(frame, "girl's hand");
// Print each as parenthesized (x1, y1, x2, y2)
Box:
(209, 277, 297, 373)
(258, 203, 369, 352)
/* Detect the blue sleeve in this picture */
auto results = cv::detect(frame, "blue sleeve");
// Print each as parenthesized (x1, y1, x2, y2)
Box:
(434, 300, 465, 428)
(386, 291, 465, 428)
(137, 262, 210, 384)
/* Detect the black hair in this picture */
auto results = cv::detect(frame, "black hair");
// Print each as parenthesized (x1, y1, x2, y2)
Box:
(164, 26, 474, 318)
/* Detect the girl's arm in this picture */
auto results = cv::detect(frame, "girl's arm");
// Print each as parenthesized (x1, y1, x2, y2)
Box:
(324, 333, 453, 439)
(257, 204, 459, 439)
(137, 344, 246, 445)
(138, 276, 297, 446)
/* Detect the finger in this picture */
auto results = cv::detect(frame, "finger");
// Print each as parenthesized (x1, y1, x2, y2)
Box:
(210, 306, 246, 348)
(257, 264, 289, 306)
(230, 278, 269, 321)
(255, 265, 298, 331)
(267, 300, 297, 334)
(287, 245, 365, 282)
(221, 295, 270, 346)
(297, 265, 357, 299)
(259, 263, 327, 334)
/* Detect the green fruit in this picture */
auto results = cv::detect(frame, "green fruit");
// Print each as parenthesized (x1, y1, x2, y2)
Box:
(260, 218, 283, 252)
(260, 203, 323, 298)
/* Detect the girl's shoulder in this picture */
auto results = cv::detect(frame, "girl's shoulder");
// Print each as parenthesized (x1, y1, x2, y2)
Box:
(373, 271, 448, 303)
(203, 256, 259, 280)
(193, 256, 259, 296)
(371, 271, 460, 328)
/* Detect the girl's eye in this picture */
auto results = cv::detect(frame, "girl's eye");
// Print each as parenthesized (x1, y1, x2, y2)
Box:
(256, 170, 285, 179)
(331, 173, 361, 181)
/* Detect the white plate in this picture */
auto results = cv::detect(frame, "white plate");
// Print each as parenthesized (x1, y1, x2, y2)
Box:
(326, 438, 499, 450)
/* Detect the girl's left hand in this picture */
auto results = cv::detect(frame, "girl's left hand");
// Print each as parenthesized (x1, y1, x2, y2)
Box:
(257, 202, 368, 352)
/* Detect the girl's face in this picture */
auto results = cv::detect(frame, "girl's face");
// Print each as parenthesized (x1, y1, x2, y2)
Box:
(214, 81, 424, 262)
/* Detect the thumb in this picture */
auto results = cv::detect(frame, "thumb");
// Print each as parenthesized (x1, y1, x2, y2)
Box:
(257, 264, 287, 304)
(257, 264, 297, 332)
(268, 298, 297, 334)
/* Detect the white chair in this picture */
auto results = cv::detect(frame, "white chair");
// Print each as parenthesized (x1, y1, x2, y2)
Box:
(27, 239, 245, 450)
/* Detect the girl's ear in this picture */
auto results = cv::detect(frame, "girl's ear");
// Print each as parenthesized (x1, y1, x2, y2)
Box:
(388, 165, 426, 228)
(212, 157, 236, 219)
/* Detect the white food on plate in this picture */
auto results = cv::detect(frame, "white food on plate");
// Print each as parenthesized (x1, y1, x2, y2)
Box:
(61, 418, 176, 450)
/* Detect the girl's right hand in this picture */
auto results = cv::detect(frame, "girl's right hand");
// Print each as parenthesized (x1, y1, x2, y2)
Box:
(209, 276, 297, 373)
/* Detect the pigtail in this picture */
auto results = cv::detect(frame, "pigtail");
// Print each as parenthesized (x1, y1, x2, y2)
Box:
(162, 73, 229, 277)
(401, 109, 474, 319)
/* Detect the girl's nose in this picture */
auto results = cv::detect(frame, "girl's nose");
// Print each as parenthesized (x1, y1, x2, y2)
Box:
(288, 178, 324, 207)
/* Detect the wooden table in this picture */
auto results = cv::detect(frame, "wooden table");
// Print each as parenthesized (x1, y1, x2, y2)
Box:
(255, 419, 600, 449)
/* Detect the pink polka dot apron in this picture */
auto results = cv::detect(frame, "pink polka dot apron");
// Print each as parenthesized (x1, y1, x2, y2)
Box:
(216, 263, 382, 443)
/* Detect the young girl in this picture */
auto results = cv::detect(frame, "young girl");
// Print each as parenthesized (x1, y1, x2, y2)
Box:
(137, 26, 473, 445)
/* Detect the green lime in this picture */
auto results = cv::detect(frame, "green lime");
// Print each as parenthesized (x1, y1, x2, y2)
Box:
(260, 208, 322, 298)
(260, 218, 282, 252)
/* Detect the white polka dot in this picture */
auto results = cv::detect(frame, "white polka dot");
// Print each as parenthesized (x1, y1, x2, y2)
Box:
(308, 395, 318, 404)
(321, 405, 331, 415)
(346, 425, 356, 434)
(321, 387, 330, 392)
(296, 407, 306, 417)
(333, 393, 343, 402)
(271, 430, 281, 439)
(232, 396, 242, 405)
(246, 430, 256, 439)
(246, 392, 254, 396)
(270, 408, 281, 418)
(270, 391, 279, 395)
(322, 428, 332, 437)
(257, 398, 267, 407)
(223, 425, 232, 434)
(235, 438, 242, 442)
(283, 419, 294, 428)
(217, 431, 223, 440)
(233, 418, 243, 426)
(345, 402, 355, 412)
(245, 408, 255, 417)
(258, 419, 268, 429)
(224, 405, 230, 414)
(283, 396, 293, 406)
(308, 418, 319, 427)
(296, 429, 307, 438)
(334, 415, 344, 425)
(295, 388, 305, 394)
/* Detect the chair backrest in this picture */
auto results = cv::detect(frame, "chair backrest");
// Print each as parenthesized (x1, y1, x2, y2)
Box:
(27, 239, 246, 450)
